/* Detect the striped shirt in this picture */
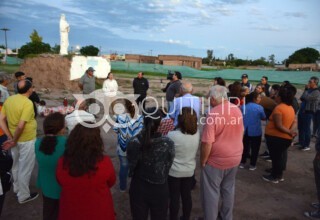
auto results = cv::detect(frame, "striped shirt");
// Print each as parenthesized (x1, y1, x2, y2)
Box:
(113, 114, 144, 156)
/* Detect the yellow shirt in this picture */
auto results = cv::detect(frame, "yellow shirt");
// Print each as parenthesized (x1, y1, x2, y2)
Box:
(1, 94, 37, 142)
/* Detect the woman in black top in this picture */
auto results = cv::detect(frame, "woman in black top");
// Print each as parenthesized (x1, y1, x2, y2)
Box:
(127, 107, 175, 220)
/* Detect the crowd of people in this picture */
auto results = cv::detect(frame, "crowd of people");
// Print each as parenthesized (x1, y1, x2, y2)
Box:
(0, 68, 319, 219)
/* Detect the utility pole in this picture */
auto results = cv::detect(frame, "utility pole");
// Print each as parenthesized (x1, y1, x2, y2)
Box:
(0, 28, 10, 61)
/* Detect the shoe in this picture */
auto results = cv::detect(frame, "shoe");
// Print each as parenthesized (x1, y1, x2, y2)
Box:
(293, 142, 301, 146)
(304, 210, 320, 218)
(265, 157, 272, 162)
(265, 168, 272, 173)
(249, 166, 256, 171)
(239, 163, 245, 169)
(279, 177, 285, 182)
(262, 175, 279, 184)
(300, 147, 311, 151)
(19, 192, 39, 204)
(311, 202, 320, 209)
(259, 151, 269, 158)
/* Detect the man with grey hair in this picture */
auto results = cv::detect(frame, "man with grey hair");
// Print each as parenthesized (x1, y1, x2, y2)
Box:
(200, 85, 243, 220)
(0, 72, 10, 104)
(169, 81, 200, 127)
(297, 76, 320, 151)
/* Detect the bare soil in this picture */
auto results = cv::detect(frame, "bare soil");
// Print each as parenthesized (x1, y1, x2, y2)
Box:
(2, 70, 316, 220)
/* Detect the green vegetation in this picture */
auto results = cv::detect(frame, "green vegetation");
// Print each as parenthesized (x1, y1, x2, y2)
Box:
(18, 30, 51, 59)
(80, 45, 99, 56)
(286, 47, 320, 66)
(0, 64, 20, 74)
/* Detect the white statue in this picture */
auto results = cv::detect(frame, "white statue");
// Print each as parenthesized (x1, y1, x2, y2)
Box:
(60, 14, 70, 55)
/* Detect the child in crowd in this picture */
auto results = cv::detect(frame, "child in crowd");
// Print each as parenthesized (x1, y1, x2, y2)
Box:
(240, 92, 266, 170)
(35, 113, 66, 220)
(113, 99, 143, 192)
(157, 107, 175, 136)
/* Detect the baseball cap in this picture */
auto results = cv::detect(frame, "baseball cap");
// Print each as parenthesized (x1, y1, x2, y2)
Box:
(87, 67, 95, 72)
(241, 74, 248, 78)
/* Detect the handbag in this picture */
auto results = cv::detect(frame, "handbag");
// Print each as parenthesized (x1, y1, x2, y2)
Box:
(0, 150, 13, 193)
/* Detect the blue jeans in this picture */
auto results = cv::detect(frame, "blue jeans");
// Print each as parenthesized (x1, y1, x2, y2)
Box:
(298, 112, 313, 147)
(119, 156, 129, 191)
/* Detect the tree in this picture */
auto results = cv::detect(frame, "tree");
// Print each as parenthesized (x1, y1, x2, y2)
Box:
(202, 49, 214, 65)
(18, 42, 51, 58)
(18, 30, 52, 58)
(30, 29, 43, 43)
(51, 44, 60, 54)
(268, 54, 275, 66)
(287, 47, 320, 65)
(80, 45, 99, 56)
(227, 53, 235, 61)
(0, 45, 5, 49)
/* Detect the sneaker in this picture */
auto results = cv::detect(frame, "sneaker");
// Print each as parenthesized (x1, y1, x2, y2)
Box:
(311, 202, 320, 209)
(249, 166, 256, 171)
(279, 177, 285, 182)
(265, 157, 272, 162)
(300, 147, 311, 151)
(19, 192, 39, 204)
(239, 163, 245, 169)
(293, 142, 301, 146)
(262, 175, 279, 184)
(259, 151, 270, 158)
(304, 210, 320, 218)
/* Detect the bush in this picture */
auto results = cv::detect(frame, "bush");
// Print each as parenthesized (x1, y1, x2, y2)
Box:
(18, 42, 51, 59)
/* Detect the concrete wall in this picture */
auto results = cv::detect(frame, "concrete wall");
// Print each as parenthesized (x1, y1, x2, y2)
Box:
(288, 63, 318, 70)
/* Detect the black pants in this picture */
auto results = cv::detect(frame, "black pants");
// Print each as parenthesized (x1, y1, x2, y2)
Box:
(129, 176, 169, 220)
(168, 175, 193, 220)
(136, 95, 147, 111)
(314, 153, 320, 203)
(0, 193, 5, 217)
(43, 195, 59, 220)
(241, 134, 262, 166)
(265, 135, 291, 179)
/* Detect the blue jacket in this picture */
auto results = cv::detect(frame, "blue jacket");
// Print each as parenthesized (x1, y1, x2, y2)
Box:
(241, 102, 266, 136)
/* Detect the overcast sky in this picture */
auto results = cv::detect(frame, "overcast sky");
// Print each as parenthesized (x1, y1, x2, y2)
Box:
(0, 0, 319, 62)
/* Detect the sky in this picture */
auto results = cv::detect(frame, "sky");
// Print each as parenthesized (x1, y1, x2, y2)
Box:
(0, 0, 319, 62)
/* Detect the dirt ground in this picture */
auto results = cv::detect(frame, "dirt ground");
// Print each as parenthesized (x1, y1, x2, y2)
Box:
(1, 75, 317, 220)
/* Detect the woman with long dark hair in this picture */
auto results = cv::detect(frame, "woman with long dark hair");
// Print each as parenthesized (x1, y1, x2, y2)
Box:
(262, 85, 297, 183)
(56, 124, 116, 220)
(167, 107, 200, 220)
(127, 108, 175, 220)
(35, 112, 66, 220)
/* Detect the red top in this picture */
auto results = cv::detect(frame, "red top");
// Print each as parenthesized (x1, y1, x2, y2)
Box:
(56, 156, 116, 220)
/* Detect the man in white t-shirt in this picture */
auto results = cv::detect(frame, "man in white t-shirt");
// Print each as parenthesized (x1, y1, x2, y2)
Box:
(65, 100, 96, 134)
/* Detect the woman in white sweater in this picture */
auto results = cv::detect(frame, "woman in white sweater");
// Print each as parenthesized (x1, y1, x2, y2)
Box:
(167, 107, 200, 220)
(103, 72, 118, 96)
